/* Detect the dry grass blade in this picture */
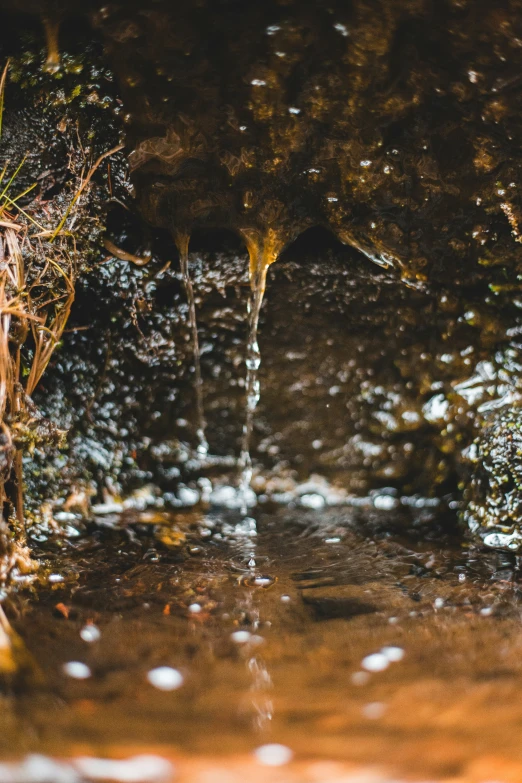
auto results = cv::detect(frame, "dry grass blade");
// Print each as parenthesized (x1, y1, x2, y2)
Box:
(50, 143, 124, 241)
(0, 605, 17, 675)
(0, 74, 123, 587)
(26, 283, 75, 396)
(0, 60, 8, 140)
(0, 604, 43, 682)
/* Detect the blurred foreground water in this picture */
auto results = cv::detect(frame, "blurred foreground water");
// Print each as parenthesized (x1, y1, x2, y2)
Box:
(1, 503, 522, 782)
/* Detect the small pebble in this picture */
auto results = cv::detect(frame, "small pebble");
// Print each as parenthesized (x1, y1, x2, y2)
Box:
(188, 603, 202, 614)
(280, 594, 291, 603)
(63, 661, 91, 680)
(147, 666, 184, 691)
(254, 744, 293, 766)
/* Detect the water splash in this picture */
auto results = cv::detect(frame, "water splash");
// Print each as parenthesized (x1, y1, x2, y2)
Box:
(238, 229, 283, 515)
(175, 233, 208, 458)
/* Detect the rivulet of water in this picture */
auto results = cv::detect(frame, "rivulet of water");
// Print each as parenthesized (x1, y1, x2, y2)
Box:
(238, 229, 284, 515)
(175, 233, 208, 458)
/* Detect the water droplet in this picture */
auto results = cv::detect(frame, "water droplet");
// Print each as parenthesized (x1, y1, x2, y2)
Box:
(333, 22, 349, 36)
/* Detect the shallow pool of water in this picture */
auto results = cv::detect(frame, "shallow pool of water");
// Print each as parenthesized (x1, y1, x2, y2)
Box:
(1, 505, 522, 781)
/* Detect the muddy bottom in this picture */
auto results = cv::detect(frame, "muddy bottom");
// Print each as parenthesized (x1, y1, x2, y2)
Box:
(1, 505, 522, 782)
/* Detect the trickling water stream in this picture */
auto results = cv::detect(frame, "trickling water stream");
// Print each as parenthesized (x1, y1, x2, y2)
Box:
(175, 233, 208, 459)
(238, 229, 284, 515)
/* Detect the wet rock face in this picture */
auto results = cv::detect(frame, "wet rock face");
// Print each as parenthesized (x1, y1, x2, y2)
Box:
(93, 0, 522, 544)
(3, 1, 522, 548)
(97, 0, 522, 287)
(465, 405, 522, 550)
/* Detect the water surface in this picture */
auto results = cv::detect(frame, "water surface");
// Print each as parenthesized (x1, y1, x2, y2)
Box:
(1, 504, 522, 782)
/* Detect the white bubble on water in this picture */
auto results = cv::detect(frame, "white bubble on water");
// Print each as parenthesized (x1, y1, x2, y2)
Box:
(80, 624, 101, 643)
(63, 661, 91, 680)
(361, 653, 389, 673)
(351, 671, 370, 686)
(231, 630, 251, 644)
(299, 493, 325, 509)
(147, 667, 184, 691)
(254, 744, 293, 766)
(362, 702, 387, 720)
(381, 646, 404, 662)
(75, 754, 174, 782)
(373, 494, 397, 511)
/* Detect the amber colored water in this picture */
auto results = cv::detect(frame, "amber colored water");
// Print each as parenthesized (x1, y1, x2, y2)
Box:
(1, 505, 522, 782)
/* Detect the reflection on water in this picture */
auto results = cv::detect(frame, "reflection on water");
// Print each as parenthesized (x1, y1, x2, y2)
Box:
(1, 504, 522, 781)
